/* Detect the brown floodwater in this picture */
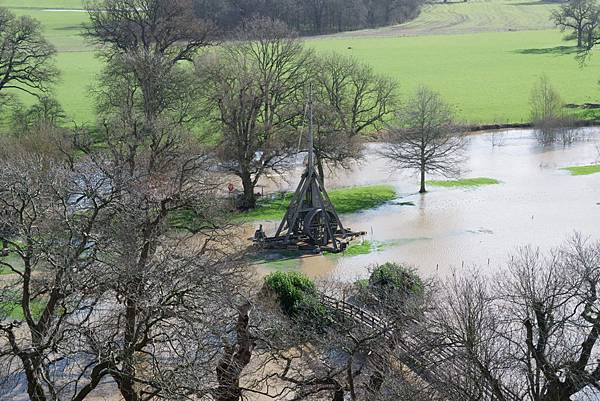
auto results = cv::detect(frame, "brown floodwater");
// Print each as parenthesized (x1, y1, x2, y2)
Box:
(253, 128, 600, 281)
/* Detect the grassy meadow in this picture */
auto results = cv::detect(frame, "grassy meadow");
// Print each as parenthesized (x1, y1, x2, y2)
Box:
(2, 0, 600, 124)
(236, 184, 397, 222)
(310, 30, 600, 124)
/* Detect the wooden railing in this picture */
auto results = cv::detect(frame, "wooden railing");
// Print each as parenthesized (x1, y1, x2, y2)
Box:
(319, 294, 499, 401)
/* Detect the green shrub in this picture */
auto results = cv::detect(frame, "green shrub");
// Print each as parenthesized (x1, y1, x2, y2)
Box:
(368, 262, 424, 297)
(264, 271, 327, 320)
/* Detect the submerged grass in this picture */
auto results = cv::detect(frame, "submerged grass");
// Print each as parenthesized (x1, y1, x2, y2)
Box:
(237, 184, 396, 222)
(262, 258, 301, 270)
(339, 240, 381, 256)
(561, 164, 600, 176)
(254, 237, 434, 268)
(252, 250, 303, 271)
(427, 177, 500, 187)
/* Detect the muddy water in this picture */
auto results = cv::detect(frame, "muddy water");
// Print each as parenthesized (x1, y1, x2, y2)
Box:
(255, 128, 600, 281)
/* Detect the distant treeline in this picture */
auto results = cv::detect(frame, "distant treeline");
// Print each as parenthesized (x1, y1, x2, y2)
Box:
(192, 0, 424, 35)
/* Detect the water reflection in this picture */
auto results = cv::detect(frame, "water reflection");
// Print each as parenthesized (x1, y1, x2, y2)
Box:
(255, 128, 600, 281)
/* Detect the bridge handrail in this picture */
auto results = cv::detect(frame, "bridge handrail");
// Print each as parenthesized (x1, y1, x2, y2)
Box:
(318, 293, 499, 401)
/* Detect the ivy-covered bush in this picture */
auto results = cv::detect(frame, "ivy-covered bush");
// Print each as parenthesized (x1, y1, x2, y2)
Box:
(368, 262, 424, 297)
(352, 263, 424, 315)
(264, 271, 327, 320)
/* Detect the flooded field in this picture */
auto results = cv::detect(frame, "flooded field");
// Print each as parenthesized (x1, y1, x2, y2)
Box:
(255, 128, 600, 281)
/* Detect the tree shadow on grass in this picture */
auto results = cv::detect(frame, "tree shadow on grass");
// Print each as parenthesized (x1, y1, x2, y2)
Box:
(55, 25, 85, 32)
(509, 0, 563, 5)
(512, 46, 579, 55)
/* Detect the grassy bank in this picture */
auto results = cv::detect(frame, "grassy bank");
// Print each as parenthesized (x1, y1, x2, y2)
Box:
(239, 184, 397, 222)
(561, 164, 600, 176)
(428, 177, 500, 187)
(3, 0, 600, 125)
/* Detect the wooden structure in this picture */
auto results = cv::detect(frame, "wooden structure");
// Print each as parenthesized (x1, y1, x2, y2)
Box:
(254, 92, 365, 253)
(319, 294, 500, 401)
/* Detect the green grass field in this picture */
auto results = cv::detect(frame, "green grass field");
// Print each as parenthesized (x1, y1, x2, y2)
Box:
(427, 177, 501, 187)
(331, 0, 557, 37)
(310, 31, 600, 124)
(2, 0, 600, 124)
(561, 164, 600, 176)
(168, 184, 396, 231)
(238, 184, 397, 221)
(1, 0, 84, 8)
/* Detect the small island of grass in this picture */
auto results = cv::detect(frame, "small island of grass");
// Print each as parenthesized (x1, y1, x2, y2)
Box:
(561, 164, 600, 176)
(239, 184, 396, 222)
(427, 177, 501, 188)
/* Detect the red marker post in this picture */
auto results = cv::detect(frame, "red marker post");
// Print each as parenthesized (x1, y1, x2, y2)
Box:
(227, 183, 235, 210)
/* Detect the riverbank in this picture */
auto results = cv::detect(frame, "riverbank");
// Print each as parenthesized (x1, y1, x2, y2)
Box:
(464, 118, 600, 133)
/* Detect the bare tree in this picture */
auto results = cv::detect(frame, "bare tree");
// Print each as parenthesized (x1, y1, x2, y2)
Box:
(85, 0, 215, 123)
(0, 132, 113, 401)
(489, 131, 507, 147)
(429, 270, 519, 401)
(381, 86, 467, 193)
(0, 119, 256, 401)
(431, 235, 600, 401)
(196, 18, 312, 210)
(0, 20, 255, 398)
(530, 76, 577, 146)
(10, 96, 66, 136)
(85, 0, 214, 62)
(0, 8, 58, 97)
(551, 0, 600, 48)
(311, 53, 398, 185)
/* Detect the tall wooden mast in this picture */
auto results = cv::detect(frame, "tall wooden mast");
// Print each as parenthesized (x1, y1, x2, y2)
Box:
(256, 86, 364, 253)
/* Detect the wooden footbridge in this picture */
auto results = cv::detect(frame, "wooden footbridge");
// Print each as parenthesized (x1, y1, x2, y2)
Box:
(319, 294, 504, 401)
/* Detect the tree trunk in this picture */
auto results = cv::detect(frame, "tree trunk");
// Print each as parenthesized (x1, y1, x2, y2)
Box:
(1, 239, 8, 257)
(332, 387, 344, 401)
(215, 303, 253, 401)
(116, 297, 140, 401)
(239, 171, 256, 210)
(419, 167, 426, 193)
(540, 381, 575, 401)
(23, 357, 47, 401)
(346, 359, 356, 400)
